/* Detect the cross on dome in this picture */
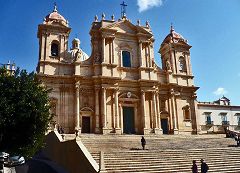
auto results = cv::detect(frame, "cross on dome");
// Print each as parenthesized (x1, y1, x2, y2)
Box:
(53, 2, 58, 12)
(120, 1, 127, 18)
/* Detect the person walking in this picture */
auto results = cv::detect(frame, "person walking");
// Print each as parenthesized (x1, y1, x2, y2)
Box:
(200, 159, 209, 173)
(141, 136, 146, 150)
(191, 160, 198, 173)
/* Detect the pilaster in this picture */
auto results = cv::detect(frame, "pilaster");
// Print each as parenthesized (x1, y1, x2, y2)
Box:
(95, 87, 100, 133)
(101, 87, 108, 134)
(75, 82, 81, 135)
(114, 88, 121, 134)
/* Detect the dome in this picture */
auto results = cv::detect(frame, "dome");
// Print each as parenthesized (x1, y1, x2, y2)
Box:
(162, 24, 187, 44)
(72, 38, 81, 49)
(72, 38, 80, 44)
(44, 4, 68, 27)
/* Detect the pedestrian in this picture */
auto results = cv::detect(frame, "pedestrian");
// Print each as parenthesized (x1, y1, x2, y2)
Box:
(191, 160, 198, 173)
(57, 124, 60, 133)
(141, 136, 146, 150)
(200, 159, 209, 173)
(60, 126, 64, 134)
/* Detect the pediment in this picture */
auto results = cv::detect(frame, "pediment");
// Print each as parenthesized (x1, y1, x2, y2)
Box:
(101, 20, 152, 36)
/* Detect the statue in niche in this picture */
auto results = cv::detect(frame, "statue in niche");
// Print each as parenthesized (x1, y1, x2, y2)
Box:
(75, 49, 82, 61)
(166, 60, 172, 72)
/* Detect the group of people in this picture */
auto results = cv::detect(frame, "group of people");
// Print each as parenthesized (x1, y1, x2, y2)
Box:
(192, 159, 209, 173)
(141, 136, 209, 172)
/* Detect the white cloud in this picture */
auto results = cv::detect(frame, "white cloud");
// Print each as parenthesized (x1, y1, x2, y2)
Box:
(137, 0, 163, 12)
(213, 87, 228, 96)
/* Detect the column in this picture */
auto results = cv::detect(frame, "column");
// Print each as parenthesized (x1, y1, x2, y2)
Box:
(141, 90, 148, 134)
(152, 91, 159, 133)
(148, 44, 152, 67)
(170, 90, 178, 134)
(134, 104, 138, 133)
(95, 88, 100, 133)
(102, 37, 105, 62)
(112, 38, 115, 64)
(75, 83, 81, 135)
(101, 87, 107, 134)
(119, 104, 123, 133)
(114, 88, 121, 134)
(45, 33, 49, 60)
(139, 41, 143, 67)
(40, 34, 46, 60)
(156, 93, 163, 133)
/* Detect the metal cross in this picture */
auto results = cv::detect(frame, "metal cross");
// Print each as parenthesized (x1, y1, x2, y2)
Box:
(120, 1, 127, 18)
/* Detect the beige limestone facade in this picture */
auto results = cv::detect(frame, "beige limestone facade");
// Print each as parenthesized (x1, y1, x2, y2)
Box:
(36, 6, 199, 135)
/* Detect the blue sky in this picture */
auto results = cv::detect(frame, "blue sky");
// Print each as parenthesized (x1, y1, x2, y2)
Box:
(0, 0, 240, 105)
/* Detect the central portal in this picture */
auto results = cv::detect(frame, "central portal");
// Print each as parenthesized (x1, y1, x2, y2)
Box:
(123, 107, 135, 134)
(82, 116, 90, 133)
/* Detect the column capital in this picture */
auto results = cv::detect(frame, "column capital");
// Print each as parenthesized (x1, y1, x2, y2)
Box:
(141, 90, 145, 95)
(114, 87, 119, 92)
(101, 86, 106, 91)
(75, 82, 80, 90)
(95, 86, 101, 91)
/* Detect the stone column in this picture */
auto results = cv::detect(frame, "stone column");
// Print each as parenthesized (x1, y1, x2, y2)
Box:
(75, 83, 81, 135)
(170, 89, 178, 134)
(156, 93, 163, 134)
(112, 38, 115, 64)
(119, 104, 123, 133)
(148, 44, 152, 67)
(102, 37, 105, 62)
(95, 87, 100, 133)
(101, 87, 107, 134)
(40, 34, 46, 60)
(141, 90, 148, 134)
(152, 91, 159, 133)
(134, 104, 138, 133)
(139, 41, 143, 67)
(114, 88, 121, 134)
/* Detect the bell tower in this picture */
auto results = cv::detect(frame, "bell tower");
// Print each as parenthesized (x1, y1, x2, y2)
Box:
(159, 25, 194, 86)
(37, 4, 71, 74)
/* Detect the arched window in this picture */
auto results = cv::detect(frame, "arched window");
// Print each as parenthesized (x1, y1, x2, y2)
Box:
(122, 51, 131, 67)
(179, 56, 186, 71)
(51, 42, 59, 57)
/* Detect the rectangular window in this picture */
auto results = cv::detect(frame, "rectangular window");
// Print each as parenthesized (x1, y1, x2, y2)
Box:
(122, 51, 131, 67)
(206, 115, 211, 122)
(205, 112, 212, 125)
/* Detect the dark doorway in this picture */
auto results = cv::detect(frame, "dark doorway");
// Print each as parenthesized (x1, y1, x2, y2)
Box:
(123, 107, 135, 134)
(82, 116, 90, 133)
(161, 119, 168, 134)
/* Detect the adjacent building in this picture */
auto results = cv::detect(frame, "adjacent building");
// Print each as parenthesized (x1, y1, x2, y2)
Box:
(198, 96, 240, 133)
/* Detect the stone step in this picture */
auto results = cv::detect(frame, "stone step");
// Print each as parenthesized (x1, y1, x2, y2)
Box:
(78, 134, 240, 172)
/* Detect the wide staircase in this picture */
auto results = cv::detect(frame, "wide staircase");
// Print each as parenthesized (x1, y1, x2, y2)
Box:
(68, 134, 240, 172)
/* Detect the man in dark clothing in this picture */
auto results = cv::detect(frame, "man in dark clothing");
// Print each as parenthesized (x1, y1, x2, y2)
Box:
(191, 160, 198, 173)
(141, 136, 146, 150)
(200, 159, 209, 173)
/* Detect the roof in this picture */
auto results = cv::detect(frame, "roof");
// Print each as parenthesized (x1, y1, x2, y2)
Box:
(162, 24, 188, 45)
(43, 4, 68, 27)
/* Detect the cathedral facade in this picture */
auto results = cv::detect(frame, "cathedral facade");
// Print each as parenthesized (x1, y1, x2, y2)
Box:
(36, 6, 199, 135)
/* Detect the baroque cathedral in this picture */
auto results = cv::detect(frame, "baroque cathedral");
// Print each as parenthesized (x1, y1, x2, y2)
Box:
(36, 5, 199, 135)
